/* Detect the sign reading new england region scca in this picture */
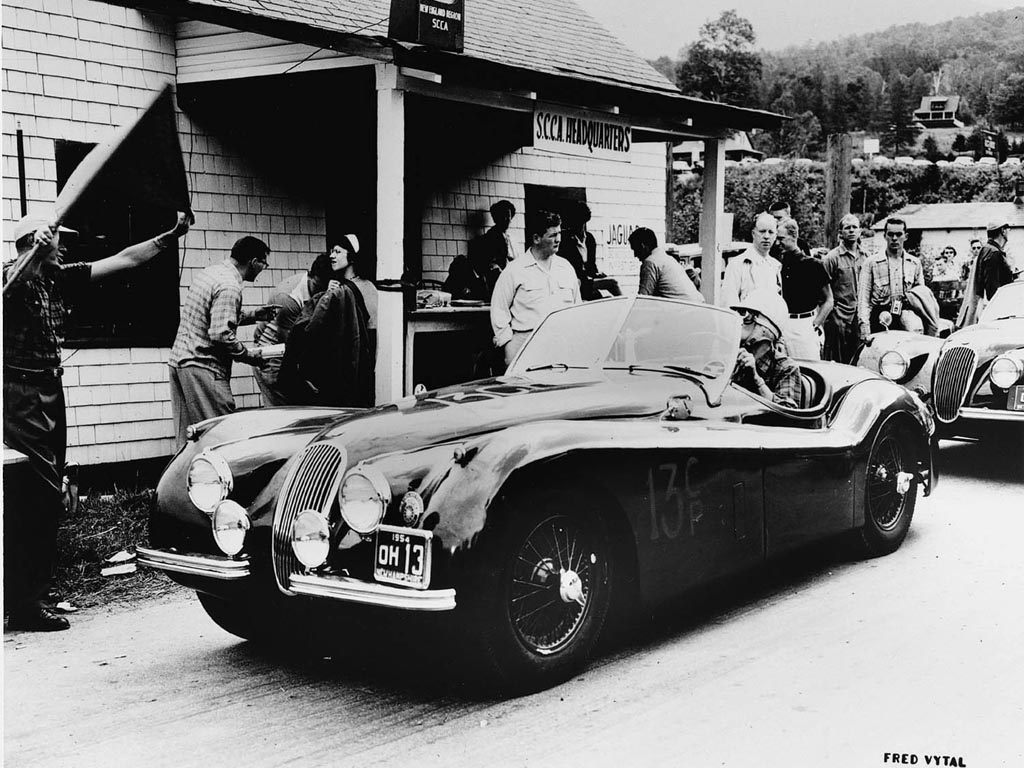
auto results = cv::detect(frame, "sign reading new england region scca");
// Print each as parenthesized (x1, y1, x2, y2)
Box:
(389, 0, 464, 52)
(533, 106, 632, 162)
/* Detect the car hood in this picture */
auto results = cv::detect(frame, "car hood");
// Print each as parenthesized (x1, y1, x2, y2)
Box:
(314, 372, 699, 464)
(945, 318, 1024, 359)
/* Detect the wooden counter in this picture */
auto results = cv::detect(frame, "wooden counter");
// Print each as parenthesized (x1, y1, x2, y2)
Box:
(404, 306, 493, 394)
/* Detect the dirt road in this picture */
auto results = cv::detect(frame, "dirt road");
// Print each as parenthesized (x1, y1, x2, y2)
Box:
(4, 439, 1022, 767)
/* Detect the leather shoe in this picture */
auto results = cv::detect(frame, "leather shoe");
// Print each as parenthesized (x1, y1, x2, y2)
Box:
(6, 605, 71, 632)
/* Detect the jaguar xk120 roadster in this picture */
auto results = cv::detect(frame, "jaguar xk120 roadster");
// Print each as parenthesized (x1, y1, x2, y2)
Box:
(140, 296, 936, 692)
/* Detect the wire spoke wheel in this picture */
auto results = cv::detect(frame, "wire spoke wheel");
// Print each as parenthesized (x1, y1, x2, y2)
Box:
(855, 423, 917, 558)
(509, 514, 597, 655)
(867, 434, 906, 531)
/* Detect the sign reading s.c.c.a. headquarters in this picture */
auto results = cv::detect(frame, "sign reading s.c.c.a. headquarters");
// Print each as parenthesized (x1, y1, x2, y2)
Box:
(533, 105, 633, 162)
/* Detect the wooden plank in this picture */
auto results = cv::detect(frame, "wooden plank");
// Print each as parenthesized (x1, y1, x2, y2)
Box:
(824, 134, 852, 249)
(699, 138, 726, 305)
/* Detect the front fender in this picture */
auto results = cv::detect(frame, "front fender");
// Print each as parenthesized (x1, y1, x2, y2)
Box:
(153, 407, 348, 550)
(856, 330, 942, 392)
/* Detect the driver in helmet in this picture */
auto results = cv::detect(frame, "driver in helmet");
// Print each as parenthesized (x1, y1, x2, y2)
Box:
(731, 290, 803, 408)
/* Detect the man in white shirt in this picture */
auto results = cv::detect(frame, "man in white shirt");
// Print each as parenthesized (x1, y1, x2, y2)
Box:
(490, 210, 581, 368)
(719, 213, 783, 308)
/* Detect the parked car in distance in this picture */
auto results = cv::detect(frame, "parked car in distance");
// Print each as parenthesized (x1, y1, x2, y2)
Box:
(953, 156, 974, 166)
(762, 157, 784, 165)
(977, 156, 998, 166)
(895, 156, 914, 165)
(912, 158, 934, 167)
(855, 280, 1024, 439)
(1000, 156, 1021, 168)
(935, 160, 951, 167)
(140, 296, 937, 693)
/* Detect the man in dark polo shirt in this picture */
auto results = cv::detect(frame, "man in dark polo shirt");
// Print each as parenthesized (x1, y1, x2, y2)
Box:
(777, 218, 832, 360)
(821, 213, 867, 363)
(3, 210, 190, 631)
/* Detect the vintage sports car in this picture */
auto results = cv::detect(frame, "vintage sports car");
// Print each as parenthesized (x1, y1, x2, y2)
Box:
(140, 296, 936, 692)
(856, 280, 1024, 438)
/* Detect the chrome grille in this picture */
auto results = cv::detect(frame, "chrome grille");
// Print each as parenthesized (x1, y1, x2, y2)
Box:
(933, 346, 977, 423)
(272, 442, 346, 591)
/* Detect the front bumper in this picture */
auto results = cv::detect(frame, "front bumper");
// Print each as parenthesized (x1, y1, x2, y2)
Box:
(957, 406, 1024, 423)
(289, 572, 456, 611)
(137, 546, 251, 579)
(138, 546, 457, 611)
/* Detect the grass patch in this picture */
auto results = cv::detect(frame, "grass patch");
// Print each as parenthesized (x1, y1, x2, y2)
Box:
(54, 481, 185, 609)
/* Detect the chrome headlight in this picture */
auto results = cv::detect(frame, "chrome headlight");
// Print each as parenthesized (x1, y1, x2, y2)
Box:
(990, 355, 1023, 389)
(291, 510, 330, 569)
(338, 466, 391, 534)
(879, 350, 909, 381)
(212, 500, 250, 556)
(187, 450, 233, 514)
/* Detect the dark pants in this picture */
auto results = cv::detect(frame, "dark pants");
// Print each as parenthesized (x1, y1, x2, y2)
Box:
(823, 319, 862, 364)
(3, 367, 67, 613)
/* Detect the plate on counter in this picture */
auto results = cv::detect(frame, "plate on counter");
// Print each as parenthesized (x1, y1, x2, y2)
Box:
(450, 299, 487, 307)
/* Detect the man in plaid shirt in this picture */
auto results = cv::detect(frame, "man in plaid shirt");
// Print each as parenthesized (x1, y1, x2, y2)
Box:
(730, 290, 803, 408)
(4, 210, 190, 632)
(168, 236, 276, 445)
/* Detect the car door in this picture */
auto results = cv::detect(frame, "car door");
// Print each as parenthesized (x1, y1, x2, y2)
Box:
(761, 435, 855, 556)
(601, 444, 765, 604)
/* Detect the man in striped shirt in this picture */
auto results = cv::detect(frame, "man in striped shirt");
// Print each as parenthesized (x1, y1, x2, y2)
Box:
(168, 236, 276, 444)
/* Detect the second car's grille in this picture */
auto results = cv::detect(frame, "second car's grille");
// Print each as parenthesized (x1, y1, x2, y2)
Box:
(933, 346, 977, 423)
(271, 442, 346, 591)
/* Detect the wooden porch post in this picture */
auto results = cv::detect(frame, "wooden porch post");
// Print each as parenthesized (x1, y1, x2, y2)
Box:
(699, 137, 725, 305)
(375, 63, 405, 403)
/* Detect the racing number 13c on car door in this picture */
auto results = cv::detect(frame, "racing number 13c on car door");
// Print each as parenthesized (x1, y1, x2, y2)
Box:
(635, 449, 764, 601)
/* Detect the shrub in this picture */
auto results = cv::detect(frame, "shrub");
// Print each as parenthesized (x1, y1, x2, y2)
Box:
(673, 161, 1024, 247)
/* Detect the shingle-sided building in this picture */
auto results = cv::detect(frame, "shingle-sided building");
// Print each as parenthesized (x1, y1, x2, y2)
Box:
(2, 0, 783, 468)
(872, 202, 1024, 270)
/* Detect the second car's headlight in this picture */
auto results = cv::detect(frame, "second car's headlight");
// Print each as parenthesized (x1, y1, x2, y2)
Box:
(212, 500, 250, 556)
(187, 450, 233, 514)
(338, 466, 391, 534)
(879, 350, 909, 381)
(990, 355, 1023, 389)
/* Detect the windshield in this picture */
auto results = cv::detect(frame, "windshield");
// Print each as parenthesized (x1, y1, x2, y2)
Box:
(980, 282, 1024, 322)
(508, 296, 742, 403)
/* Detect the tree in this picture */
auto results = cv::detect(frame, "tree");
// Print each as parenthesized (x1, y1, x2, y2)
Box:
(989, 73, 1024, 129)
(922, 134, 941, 162)
(649, 56, 677, 83)
(777, 111, 822, 158)
(676, 10, 762, 106)
(880, 74, 921, 155)
(951, 134, 967, 153)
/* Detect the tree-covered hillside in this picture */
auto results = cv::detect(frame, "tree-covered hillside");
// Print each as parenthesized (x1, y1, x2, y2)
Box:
(659, 7, 1024, 158)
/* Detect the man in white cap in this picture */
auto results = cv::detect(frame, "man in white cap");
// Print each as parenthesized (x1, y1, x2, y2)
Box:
(975, 217, 1015, 301)
(730, 290, 803, 408)
(3, 210, 190, 631)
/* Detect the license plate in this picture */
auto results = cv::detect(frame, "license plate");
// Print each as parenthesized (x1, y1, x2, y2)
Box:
(1008, 385, 1024, 412)
(374, 525, 432, 589)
